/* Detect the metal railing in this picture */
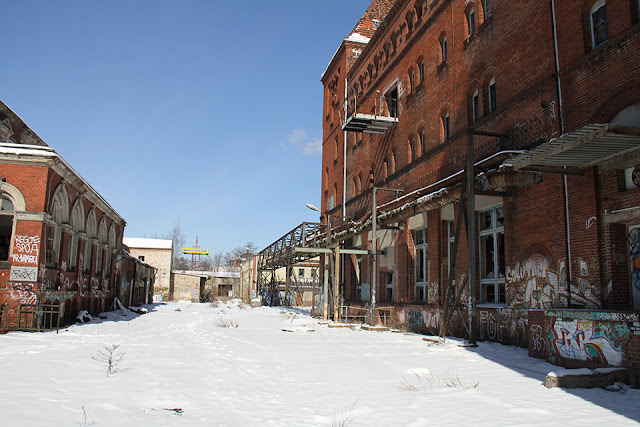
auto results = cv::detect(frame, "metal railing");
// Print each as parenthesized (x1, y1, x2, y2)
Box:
(17, 304, 60, 333)
(338, 305, 394, 326)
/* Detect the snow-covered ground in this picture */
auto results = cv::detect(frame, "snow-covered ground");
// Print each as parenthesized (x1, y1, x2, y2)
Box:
(0, 301, 638, 426)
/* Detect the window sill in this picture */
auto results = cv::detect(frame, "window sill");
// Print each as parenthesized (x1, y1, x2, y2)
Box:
(476, 302, 506, 308)
(463, 33, 476, 49)
(437, 61, 448, 74)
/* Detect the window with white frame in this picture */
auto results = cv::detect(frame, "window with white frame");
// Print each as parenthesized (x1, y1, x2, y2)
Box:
(479, 205, 505, 303)
(385, 271, 394, 302)
(414, 228, 428, 302)
(488, 78, 497, 113)
(590, 1, 608, 48)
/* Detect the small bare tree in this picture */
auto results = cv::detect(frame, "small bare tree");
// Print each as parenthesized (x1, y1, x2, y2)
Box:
(92, 344, 125, 377)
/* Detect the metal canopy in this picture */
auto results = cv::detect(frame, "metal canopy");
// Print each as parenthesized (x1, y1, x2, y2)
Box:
(502, 124, 640, 170)
(342, 113, 398, 134)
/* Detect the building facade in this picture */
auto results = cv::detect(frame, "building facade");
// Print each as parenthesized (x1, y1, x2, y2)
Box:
(123, 237, 173, 302)
(321, 0, 640, 372)
(0, 100, 152, 331)
(173, 270, 241, 302)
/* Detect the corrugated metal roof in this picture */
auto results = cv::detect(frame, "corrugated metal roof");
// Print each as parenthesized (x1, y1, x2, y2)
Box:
(502, 124, 640, 170)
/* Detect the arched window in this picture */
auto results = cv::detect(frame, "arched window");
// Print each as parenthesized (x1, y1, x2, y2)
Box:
(49, 184, 69, 266)
(487, 77, 497, 113)
(471, 89, 480, 123)
(439, 33, 448, 63)
(0, 196, 14, 261)
(410, 136, 416, 162)
(69, 199, 85, 270)
(85, 209, 97, 273)
(467, 6, 476, 36)
(442, 111, 451, 141)
(590, 1, 608, 48)
(418, 58, 425, 84)
(420, 128, 426, 157)
(106, 225, 116, 274)
(409, 67, 415, 92)
(484, 0, 492, 20)
(97, 217, 107, 274)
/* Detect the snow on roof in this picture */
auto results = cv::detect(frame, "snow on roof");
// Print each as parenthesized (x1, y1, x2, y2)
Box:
(123, 237, 173, 250)
(0, 143, 57, 157)
(321, 32, 371, 79)
(344, 32, 370, 43)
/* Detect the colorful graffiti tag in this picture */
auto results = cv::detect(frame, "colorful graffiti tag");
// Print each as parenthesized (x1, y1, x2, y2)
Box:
(508, 252, 600, 309)
(551, 319, 624, 366)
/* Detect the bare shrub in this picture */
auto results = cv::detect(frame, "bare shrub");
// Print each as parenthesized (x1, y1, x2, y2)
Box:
(92, 344, 125, 377)
(400, 369, 478, 391)
(76, 405, 95, 427)
(216, 316, 238, 328)
(332, 398, 358, 427)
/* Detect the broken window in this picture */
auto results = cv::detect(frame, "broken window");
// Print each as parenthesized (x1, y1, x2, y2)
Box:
(385, 86, 398, 118)
(218, 284, 233, 297)
(590, 1, 608, 48)
(385, 271, 394, 302)
(0, 196, 14, 261)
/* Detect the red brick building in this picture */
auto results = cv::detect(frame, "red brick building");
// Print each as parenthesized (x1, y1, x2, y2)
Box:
(0, 100, 153, 331)
(321, 0, 640, 373)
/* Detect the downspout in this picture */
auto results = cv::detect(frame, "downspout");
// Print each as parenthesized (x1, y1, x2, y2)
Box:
(343, 78, 348, 220)
(551, 0, 572, 307)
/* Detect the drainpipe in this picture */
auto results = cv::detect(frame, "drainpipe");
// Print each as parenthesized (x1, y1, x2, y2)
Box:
(343, 78, 348, 220)
(551, 0, 572, 307)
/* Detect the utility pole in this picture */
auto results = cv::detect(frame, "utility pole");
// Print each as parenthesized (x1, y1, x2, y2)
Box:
(467, 130, 478, 344)
(370, 185, 403, 325)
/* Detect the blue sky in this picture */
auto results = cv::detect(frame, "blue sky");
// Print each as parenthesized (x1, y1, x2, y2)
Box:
(2, 1, 370, 254)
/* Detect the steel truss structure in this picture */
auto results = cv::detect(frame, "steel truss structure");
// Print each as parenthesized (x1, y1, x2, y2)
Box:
(257, 222, 326, 308)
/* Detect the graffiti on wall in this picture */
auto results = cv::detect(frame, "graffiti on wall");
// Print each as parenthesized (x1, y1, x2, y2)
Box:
(8, 283, 37, 304)
(12, 235, 40, 264)
(9, 266, 38, 282)
(401, 309, 440, 330)
(545, 310, 639, 323)
(428, 282, 439, 302)
(508, 252, 600, 309)
(551, 319, 624, 366)
(530, 324, 544, 353)
(479, 309, 527, 346)
(628, 227, 640, 294)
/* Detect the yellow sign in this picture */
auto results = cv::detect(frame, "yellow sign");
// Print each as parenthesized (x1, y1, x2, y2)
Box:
(183, 248, 209, 255)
